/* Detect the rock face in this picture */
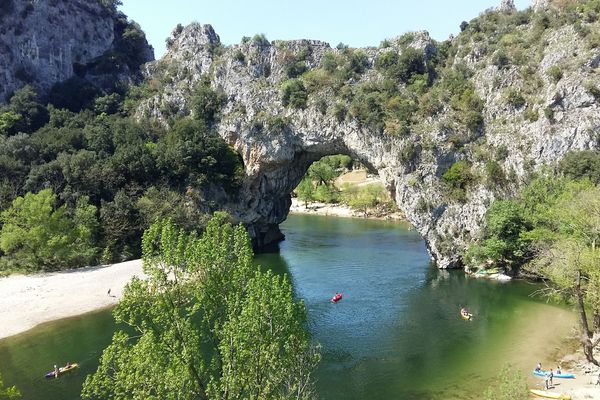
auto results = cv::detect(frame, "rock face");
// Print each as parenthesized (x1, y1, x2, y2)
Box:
(136, 18, 600, 268)
(498, 0, 516, 12)
(531, 0, 551, 11)
(0, 0, 153, 102)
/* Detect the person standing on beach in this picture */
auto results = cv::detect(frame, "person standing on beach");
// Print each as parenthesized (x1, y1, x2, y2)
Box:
(548, 369, 554, 387)
(107, 288, 111, 296)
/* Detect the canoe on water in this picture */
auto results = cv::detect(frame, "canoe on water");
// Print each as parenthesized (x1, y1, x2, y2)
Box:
(529, 389, 571, 399)
(45, 363, 78, 379)
(533, 370, 576, 379)
(331, 293, 342, 303)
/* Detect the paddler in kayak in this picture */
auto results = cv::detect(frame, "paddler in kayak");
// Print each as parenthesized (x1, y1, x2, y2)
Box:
(460, 307, 472, 320)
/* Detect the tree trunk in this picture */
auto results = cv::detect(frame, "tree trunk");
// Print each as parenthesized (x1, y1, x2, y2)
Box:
(576, 271, 599, 366)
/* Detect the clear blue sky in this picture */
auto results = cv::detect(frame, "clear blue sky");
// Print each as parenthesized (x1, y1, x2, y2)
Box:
(120, 0, 531, 59)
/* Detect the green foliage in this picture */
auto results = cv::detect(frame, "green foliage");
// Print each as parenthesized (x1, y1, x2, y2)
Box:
(503, 88, 526, 108)
(295, 177, 315, 206)
(252, 33, 269, 46)
(82, 216, 319, 400)
(156, 118, 243, 190)
(1, 86, 48, 134)
(375, 47, 426, 84)
(0, 189, 98, 271)
(525, 184, 600, 363)
(281, 79, 308, 109)
(190, 78, 227, 124)
(0, 371, 20, 400)
(442, 160, 473, 201)
(559, 150, 600, 184)
(485, 160, 506, 188)
(466, 199, 530, 270)
(343, 183, 391, 217)
(547, 65, 563, 83)
(483, 364, 528, 400)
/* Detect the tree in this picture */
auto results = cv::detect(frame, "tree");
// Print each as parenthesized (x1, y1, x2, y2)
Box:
(0, 189, 98, 271)
(296, 177, 315, 208)
(483, 364, 528, 400)
(0, 372, 20, 400)
(344, 183, 387, 218)
(528, 185, 600, 365)
(82, 215, 319, 400)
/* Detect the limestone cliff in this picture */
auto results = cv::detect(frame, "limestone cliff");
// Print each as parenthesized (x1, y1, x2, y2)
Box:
(0, 0, 154, 102)
(135, 1, 600, 268)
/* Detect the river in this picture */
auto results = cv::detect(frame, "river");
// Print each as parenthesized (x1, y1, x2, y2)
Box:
(0, 214, 575, 399)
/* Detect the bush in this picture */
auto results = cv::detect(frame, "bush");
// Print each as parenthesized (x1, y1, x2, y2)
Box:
(442, 160, 473, 191)
(483, 365, 529, 400)
(190, 78, 227, 124)
(523, 106, 539, 122)
(547, 65, 563, 83)
(559, 150, 600, 184)
(503, 88, 526, 108)
(375, 47, 426, 84)
(281, 79, 308, 109)
(485, 160, 506, 188)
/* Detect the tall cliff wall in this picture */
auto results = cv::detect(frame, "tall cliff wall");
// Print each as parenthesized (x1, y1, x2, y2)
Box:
(0, 0, 153, 102)
(137, 2, 600, 268)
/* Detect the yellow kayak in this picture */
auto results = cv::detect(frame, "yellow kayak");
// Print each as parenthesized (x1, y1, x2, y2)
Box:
(45, 363, 78, 379)
(529, 389, 571, 399)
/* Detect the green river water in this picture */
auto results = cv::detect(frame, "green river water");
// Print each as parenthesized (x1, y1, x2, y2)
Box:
(0, 214, 575, 399)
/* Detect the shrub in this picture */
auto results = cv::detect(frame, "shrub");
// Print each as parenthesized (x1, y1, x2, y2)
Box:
(375, 47, 426, 84)
(503, 88, 526, 108)
(233, 50, 245, 64)
(485, 160, 506, 188)
(547, 65, 563, 83)
(332, 103, 347, 122)
(585, 81, 600, 101)
(559, 150, 600, 184)
(523, 106, 539, 122)
(252, 33, 269, 46)
(281, 79, 308, 109)
(190, 78, 227, 124)
(442, 160, 473, 191)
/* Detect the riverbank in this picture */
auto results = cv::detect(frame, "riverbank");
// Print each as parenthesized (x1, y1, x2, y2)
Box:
(289, 198, 405, 220)
(0, 259, 144, 340)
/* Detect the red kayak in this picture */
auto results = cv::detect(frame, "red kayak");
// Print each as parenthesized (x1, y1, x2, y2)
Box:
(331, 293, 343, 303)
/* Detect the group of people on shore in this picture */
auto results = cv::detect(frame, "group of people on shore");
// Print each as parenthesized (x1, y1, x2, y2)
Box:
(535, 362, 561, 389)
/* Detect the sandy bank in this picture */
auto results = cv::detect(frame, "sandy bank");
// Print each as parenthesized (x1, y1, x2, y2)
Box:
(0, 259, 144, 340)
(289, 198, 405, 220)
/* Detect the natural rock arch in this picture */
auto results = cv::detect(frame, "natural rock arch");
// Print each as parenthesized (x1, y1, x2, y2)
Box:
(138, 17, 599, 268)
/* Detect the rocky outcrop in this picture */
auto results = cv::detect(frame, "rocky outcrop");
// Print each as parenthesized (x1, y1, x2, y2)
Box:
(498, 0, 516, 12)
(137, 9, 599, 268)
(0, 0, 153, 102)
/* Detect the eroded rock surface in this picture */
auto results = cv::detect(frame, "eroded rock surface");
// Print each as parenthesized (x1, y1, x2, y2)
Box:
(0, 0, 153, 101)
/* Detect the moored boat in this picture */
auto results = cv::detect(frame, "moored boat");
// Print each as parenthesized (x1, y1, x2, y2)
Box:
(529, 389, 571, 399)
(533, 370, 575, 379)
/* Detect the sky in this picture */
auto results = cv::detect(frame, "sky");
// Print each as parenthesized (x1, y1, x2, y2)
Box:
(120, 0, 531, 59)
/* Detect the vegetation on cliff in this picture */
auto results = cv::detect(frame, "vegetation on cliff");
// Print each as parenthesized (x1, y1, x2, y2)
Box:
(82, 214, 319, 400)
